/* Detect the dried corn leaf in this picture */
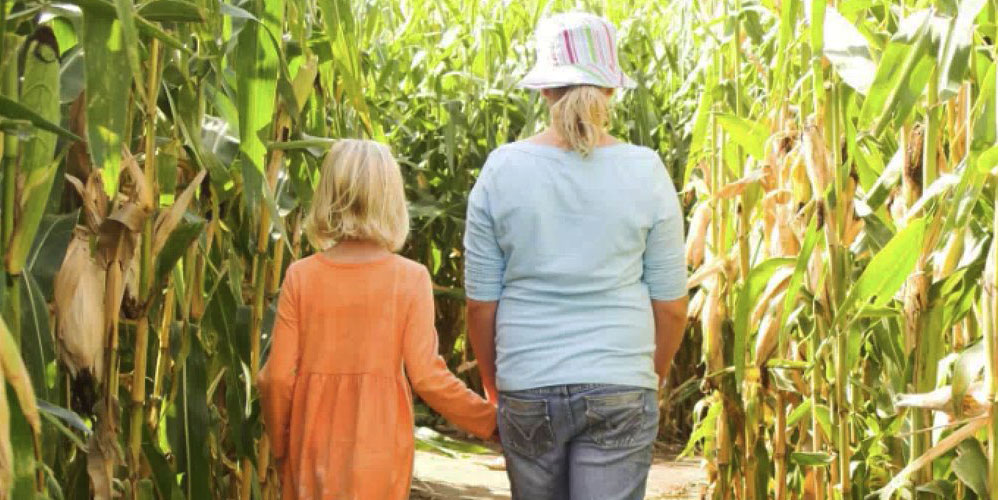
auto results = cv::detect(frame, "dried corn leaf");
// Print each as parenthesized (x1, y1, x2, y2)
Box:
(86, 399, 120, 500)
(0, 380, 9, 498)
(152, 168, 206, 255)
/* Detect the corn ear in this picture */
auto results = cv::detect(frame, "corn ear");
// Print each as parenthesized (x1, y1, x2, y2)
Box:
(5, 30, 60, 274)
(753, 302, 783, 368)
(53, 230, 108, 380)
(802, 124, 830, 199)
(702, 278, 725, 374)
(685, 203, 712, 269)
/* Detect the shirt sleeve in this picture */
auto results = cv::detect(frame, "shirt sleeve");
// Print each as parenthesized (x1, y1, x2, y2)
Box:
(463, 158, 505, 301)
(255, 262, 301, 460)
(403, 268, 497, 439)
(643, 157, 688, 300)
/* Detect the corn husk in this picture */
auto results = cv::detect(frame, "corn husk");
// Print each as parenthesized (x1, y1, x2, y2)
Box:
(750, 268, 793, 328)
(64, 171, 109, 233)
(685, 203, 712, 269)
(894, 381, 989, 417)
(753, 300, 783, 368)
(702, 278, 725, 374)
(53, 230, 108, 380)
(787, 147, 812, 205)
(687, 288, 706, 322)
(802, 124, 830, 199)
(902, 271, 929, 355)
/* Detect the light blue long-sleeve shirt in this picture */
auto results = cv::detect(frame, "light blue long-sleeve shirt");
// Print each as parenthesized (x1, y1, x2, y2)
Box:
(463, 141, 687, 391)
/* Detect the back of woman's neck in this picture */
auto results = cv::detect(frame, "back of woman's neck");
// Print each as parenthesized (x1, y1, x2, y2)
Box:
(525, 128, 620, 149)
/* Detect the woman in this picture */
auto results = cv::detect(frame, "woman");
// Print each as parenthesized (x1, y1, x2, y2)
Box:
(464, 13, 688, 500)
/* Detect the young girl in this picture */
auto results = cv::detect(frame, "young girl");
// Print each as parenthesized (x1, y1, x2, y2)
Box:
(257, 139, 496, 499)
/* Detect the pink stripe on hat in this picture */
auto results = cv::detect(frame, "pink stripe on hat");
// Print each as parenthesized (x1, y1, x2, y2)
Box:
(563, 30, 576, 64)
(517, 12, 636, 90)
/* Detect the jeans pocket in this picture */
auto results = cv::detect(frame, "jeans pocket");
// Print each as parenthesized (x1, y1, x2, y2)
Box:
(499, 395, 555, 458)
(583, 390, 645, 448)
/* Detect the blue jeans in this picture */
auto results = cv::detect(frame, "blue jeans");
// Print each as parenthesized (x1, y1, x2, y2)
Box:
(497, 384, 659, 500)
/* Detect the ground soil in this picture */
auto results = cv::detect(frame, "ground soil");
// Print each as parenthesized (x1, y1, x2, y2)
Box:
(410, 441, 706, 499)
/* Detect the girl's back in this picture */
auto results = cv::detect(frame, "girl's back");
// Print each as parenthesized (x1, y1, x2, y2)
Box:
(259, 253, 495, 499)
(294, 253, 411, 375)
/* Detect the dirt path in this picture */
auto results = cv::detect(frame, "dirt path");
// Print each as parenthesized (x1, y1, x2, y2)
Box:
(410, 444, 706, 499)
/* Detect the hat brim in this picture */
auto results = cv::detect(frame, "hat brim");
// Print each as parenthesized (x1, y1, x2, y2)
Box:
(516, 64, 637, 90)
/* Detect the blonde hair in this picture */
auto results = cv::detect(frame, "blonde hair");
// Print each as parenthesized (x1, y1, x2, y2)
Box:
(550, 85, 610, 156)
(304, 139, 409, 251)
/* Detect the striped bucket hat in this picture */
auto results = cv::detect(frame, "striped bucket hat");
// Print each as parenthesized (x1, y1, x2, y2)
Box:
(517, 13, 636, 90)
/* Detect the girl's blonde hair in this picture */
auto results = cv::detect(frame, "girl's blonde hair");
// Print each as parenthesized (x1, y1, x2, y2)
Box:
(549, 85, 610, 156)
(304, 139, 409, 251)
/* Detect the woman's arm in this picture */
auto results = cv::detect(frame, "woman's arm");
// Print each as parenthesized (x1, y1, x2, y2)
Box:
(403, 269, 497, 439)
(652, 298, 688, 383)
(466, 299, 499, 403)
(643, 158, 688, 384)
(463, 160, 504, 402)
(255, 265, 301, 463)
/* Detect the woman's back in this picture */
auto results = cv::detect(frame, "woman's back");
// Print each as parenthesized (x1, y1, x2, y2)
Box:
(464, 141, 686, 392)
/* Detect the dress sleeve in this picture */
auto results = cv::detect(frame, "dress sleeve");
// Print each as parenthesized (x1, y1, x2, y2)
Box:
(403, 268, 497, 439)
(256, 263, 301, 460)
(643, 158, 688, 300)
(463, 159, 505, 301)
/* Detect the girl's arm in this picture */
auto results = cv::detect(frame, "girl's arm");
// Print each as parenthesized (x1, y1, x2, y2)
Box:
(403, 269, 497, 439)
(255, 265, 301, 463)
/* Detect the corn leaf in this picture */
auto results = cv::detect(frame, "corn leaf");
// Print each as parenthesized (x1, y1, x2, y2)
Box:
(232, 0, 282, 210)
(837, 217, 927, 326)
(168, 336, 211, 498)
(859, 9, 935, 135)
(790, 451, 836, 466)
(7, 32, 62, 275)
(0, 96, 78, 142)
(112, 0, 144, 103)
(970, 62, 996, 153)
(952, 439, 989, 498)
(683, 78, 713, 184)
(932, 0, 985, 100)
(18, 273, 54, 402)
(716, 113, 768, 161)
(81, 8, 130, 197)
(822, 6, 875, 94)
(734, 258, 795, 388)
(153, 212, 205, 286)
(137, 0, 206, 23)
(63, 0, 189, 52)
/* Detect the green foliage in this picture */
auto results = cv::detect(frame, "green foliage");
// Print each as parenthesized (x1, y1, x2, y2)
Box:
(0, 0, 993, 498)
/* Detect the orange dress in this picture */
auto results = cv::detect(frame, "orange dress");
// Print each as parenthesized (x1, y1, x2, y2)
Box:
(257, 253, 496, 499)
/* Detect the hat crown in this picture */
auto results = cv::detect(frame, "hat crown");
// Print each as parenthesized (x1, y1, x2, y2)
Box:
(521, 12, 633, 89)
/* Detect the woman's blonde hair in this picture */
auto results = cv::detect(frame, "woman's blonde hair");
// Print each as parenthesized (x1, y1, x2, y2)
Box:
(304, 139, 409, 251)
(549, 85, 610, 156)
